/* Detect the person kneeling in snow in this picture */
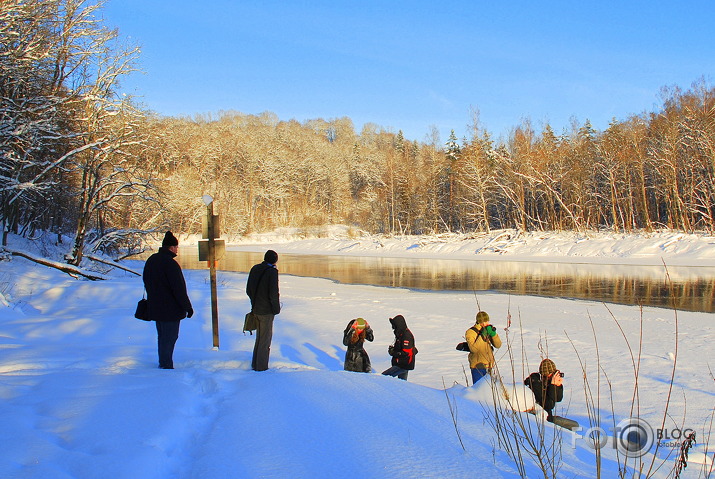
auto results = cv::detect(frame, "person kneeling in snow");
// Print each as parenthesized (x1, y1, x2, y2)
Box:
(381, 315, 417, 381)
(465, 311, 502, 384)
(524, 358, 564, 422)
(343, 318, 374, 372)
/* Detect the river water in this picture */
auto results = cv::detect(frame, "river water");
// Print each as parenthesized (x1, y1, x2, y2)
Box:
(170, 248, 715, 313)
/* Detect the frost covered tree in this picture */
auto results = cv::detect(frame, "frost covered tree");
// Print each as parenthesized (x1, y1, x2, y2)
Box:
(60, 2, 151, 265)
(0, 0, 155, 262)
(458, 129, 494, 232)
(0, 0, 81, 243)
(438, 129, 462, 231)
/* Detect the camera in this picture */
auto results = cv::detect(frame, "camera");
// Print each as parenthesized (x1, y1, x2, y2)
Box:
(557, 372, 564, 378)
(484, 325, 497, 337)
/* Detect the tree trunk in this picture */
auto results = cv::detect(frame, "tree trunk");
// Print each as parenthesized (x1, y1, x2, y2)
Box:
(7, 249, 105, 280)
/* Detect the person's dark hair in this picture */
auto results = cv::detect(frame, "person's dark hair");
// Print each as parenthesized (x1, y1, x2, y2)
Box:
(264, 250, 278, 264)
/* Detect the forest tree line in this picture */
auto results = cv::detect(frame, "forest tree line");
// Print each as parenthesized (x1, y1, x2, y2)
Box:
(2, 0, 715, 263)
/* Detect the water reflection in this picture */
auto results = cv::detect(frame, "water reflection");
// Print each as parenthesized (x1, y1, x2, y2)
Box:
(170, 248, 715, 313)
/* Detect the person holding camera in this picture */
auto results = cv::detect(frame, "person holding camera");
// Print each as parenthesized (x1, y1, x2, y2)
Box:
(465, 311, 502, 384)
(342, 318, 374, 373)
(524, 358, 564, 422)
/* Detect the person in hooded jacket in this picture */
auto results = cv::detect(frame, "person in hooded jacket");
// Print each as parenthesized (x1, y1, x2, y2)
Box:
(342, 318, 374, 372)
(524, 358, 564, 422)
(465, 311, 502, 384)
(381, 314, 417, 380)
(142, 231, 193, 369)
(246, 250, 281, 371)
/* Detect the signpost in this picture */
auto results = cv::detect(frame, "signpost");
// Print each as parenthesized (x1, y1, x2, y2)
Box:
(199, 195, 223, 349)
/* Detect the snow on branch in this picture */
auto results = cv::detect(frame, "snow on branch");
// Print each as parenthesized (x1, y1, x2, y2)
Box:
(84, 254, 140, 276)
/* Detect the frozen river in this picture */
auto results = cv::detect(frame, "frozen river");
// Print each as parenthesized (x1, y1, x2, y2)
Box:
(172, 249, 715, 313)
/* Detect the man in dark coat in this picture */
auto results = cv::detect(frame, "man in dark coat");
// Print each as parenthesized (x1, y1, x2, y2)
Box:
(142, 231, 193, 369)
(381, 314, 417, 380)
(246, 249, 281, 371)
(524, 358, 564, 421)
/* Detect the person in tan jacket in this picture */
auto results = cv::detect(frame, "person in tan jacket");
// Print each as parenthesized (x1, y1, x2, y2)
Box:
(465, 311, 502, 384)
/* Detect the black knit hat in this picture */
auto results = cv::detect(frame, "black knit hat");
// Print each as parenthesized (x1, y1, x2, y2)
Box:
(162, 231, 179, 247)
(264, 249, 278, 264)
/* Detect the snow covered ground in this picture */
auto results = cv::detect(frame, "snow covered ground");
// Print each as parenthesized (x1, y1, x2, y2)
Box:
(1, 230, 714, 478)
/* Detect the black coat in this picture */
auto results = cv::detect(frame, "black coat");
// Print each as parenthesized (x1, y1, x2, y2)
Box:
(388, 315, 417, 370)
(246, 261, 280, 315)
(142, 247, 192, 322)
(524, 372, 564, 415)
(342, 320, 374, 372)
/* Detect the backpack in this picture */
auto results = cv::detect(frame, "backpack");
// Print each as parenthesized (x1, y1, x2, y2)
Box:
(456, 326, 493, 352)
(455, 326, 479, 351)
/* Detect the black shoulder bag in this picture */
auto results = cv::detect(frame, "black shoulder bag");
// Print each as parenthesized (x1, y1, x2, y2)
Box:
(455, 326, 479, 351)
(135, 289, 150, 321)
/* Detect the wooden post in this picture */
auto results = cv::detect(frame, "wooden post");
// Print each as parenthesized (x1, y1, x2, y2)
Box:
(206, 200, 220, 349)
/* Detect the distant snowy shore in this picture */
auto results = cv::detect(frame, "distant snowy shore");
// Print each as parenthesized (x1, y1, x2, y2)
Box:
(187, 227, 715, 267)
(5, 227, 715, 269)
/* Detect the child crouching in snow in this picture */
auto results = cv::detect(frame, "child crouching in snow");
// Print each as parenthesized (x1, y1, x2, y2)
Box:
(343, 318, 374, 373)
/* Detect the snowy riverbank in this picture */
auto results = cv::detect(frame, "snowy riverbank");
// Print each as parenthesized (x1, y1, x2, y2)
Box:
(213, 227, 715, 267)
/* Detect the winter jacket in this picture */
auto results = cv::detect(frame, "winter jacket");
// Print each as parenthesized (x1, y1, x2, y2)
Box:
(466, 324, 502, 369)
(524, 372, 563, 415)
(342, 320, 374, 373)
(388, 315, 417, 370)
(142, 247, 192, 322)
(246, 261, 280, 315)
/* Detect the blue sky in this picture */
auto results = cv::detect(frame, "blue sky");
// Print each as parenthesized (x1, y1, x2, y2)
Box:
(103, 1, 714, 144)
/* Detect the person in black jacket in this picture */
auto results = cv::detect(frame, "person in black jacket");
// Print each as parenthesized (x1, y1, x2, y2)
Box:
(142, 231, 193, 369)
(246, 250, 281, 371)
(381, 314, 417, 380)
(343, 318, 374, 373)
(524, 358, 564, 421)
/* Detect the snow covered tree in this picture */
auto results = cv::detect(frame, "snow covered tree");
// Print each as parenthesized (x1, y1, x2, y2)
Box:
(0, 0, 81, 243)
(458, 129, 494, 232)
(0, 0, 155, 261)
(440, 129, 462, 231)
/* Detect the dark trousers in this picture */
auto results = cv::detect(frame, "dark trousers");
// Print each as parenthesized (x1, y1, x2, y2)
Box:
(471, 367, 489, 385)
(382, 366, 409, 380)
(156, 320, 181, 369)
(252, 314, 274, 371)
